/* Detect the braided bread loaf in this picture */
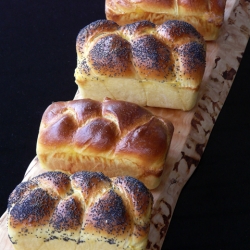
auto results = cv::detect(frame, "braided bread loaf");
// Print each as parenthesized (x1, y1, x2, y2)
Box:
(105, 0, 226, 41)
(36, 98, 174, 190)
(74, 19, 206, 111)
(7, 171, 153, 250)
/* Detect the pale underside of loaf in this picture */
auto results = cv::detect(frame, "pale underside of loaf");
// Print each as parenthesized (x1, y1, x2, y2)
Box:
(9, 226, 140, 250)
(75, 77, 198, 111)
(9, 226, 147, 250)
(37, 138, 167, 190)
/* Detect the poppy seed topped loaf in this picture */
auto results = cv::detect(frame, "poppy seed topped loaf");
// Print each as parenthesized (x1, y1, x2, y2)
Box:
(7, 171, 153, 250)
(74, 19, 206, 111)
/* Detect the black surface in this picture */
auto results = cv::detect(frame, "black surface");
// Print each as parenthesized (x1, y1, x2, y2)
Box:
(0, 1, 250, 249)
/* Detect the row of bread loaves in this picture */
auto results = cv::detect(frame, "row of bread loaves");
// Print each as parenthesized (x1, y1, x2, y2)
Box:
(7, 1, 227, 249)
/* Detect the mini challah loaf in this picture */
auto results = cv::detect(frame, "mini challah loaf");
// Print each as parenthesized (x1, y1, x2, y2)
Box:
(74, 19, 206, 111)
(7, 171, 153, 250)
(105, 0, 226, 41)
(36, 98, 174, 190)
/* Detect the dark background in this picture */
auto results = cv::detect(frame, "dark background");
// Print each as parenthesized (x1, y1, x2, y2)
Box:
(0, 1, 250, 249)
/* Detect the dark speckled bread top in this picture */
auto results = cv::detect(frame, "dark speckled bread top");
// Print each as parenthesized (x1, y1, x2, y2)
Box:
(7, 171, 153, 250)
(75, 19, 205, 88)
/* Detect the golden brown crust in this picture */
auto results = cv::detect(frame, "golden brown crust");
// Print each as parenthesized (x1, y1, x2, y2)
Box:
(74, 19, 206, 110)
(7, 171, 153, 250)
(36, 98, 174, 190)
(105, 0, 226, 40)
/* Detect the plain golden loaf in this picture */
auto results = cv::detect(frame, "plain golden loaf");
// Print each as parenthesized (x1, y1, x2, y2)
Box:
(7, 171, 153, 250)
(74, 19, 206, 111)
(105, 0, 226, 41)
(36, 98, 174, 190)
